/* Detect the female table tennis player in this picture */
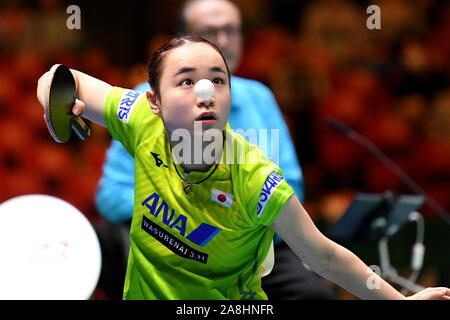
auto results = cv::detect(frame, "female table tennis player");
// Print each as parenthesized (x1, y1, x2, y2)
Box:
(36, 35, 450, 300)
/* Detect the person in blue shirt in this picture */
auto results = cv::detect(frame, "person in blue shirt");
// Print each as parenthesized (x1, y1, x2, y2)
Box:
(95, 0, 336, 300)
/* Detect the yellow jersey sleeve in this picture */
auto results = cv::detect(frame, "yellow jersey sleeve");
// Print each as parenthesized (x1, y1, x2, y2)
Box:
(103, 87, 149, 157)
(231, 131, 294, 227)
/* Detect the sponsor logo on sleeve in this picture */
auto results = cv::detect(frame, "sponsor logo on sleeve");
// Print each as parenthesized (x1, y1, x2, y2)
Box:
(117, 90, 143, 124)
(257, 171, 285, 218)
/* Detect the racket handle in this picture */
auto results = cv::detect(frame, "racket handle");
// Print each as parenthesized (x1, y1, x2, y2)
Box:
(72, 116, 91, 140)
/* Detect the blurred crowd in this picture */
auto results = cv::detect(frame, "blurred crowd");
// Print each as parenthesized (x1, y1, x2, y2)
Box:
(235, 0, 450, 224)
(0, 0, 449, 297)
(0, 0, 132, 222)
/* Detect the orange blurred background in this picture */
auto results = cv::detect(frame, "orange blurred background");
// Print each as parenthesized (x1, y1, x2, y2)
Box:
(0, 0, 449, 298)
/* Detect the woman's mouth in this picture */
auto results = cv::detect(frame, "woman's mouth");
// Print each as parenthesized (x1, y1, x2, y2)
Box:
(195, 112, 217, 124)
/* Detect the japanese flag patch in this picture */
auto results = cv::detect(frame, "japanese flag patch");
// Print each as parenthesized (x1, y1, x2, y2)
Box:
(212, 189, 234, 207)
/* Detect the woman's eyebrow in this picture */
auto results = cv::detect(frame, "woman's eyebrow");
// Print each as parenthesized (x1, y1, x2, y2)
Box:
(174, 67, 195, 77)
(174, 66, 226, 77)
(210, 66, 227, 74)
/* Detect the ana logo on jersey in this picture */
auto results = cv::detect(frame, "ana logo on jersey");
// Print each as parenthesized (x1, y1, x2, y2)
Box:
(142, 192, 221, 247)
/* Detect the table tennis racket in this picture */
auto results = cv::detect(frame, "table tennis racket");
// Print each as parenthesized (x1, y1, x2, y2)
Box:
(43, 64, 90, 143)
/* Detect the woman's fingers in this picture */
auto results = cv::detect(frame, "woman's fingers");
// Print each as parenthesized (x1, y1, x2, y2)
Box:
(408, 287, 450, 300)
(72, 99, 85, 116)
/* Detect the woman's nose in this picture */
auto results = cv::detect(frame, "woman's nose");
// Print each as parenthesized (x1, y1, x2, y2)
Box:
(197, 98, 215, 108)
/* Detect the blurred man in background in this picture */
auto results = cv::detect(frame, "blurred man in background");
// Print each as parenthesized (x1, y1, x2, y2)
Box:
(95, 0, 336, 300)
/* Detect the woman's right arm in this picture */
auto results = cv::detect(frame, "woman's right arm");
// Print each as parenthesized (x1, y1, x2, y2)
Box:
(270, 195, 450, 300)
(37, 65, 113, 127)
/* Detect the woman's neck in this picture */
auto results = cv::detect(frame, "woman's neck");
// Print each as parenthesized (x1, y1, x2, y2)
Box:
(181, 162, 214, 173)
(170, 131, 224, 173)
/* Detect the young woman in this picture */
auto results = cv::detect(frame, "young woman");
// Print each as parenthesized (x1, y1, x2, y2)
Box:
(37, 35, 449, 300)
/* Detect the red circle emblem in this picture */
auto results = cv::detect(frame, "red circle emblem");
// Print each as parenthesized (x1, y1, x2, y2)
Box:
(218, 194, 227, 202)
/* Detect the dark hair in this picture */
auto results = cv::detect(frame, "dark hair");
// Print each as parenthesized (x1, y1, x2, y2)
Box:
(147, 34, 231, 100)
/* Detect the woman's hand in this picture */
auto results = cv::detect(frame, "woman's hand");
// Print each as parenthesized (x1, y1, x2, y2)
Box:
(36, 69, 52, 109)
(407, 287, 450, 300)
(36, 68, 86, 116)
(72, 99, 86, 116)
(36, 65, 112, 127)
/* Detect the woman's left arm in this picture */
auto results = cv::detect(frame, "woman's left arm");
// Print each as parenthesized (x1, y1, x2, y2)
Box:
(270, 195, 450, 300)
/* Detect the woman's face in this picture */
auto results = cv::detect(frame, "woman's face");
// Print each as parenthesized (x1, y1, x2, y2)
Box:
(148, 42, 231, 138)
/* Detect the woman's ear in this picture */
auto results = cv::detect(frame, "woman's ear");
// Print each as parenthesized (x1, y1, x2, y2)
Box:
(147, 89, 160, 116)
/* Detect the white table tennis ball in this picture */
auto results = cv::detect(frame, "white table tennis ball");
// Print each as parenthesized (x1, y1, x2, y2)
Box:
(0, 194, 102, 300)
(194, 79, 215, 100)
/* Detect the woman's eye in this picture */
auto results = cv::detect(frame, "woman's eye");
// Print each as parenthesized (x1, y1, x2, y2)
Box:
(180, 79, 193, 86)
(212, 78, 224, 84)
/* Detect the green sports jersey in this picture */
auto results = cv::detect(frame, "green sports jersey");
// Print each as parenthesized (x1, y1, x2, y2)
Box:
(103, 87, 294, 300)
